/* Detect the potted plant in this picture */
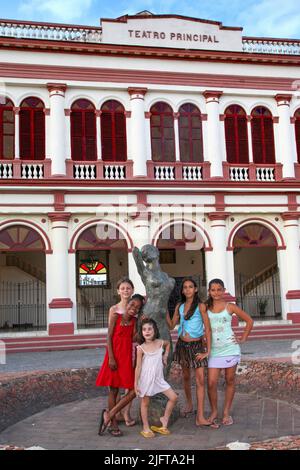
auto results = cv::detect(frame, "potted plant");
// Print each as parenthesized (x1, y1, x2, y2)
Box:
(258, 298, 268, 316)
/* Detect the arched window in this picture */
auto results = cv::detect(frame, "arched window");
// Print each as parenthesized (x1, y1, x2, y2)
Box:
(178, 103, 203, 162)
(251, 106, 275, 164)
(295, 109, 300, 164)
(150, 102, 175, 162)
(71, 99, 96, 161)
(0, 97, 14, 160)
(225, 105, 249, 164)
(20, 97, 45, 160)
(101, 100, 127, 161)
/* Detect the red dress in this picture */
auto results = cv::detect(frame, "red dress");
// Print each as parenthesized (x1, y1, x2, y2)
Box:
(96, 315, 136, 389)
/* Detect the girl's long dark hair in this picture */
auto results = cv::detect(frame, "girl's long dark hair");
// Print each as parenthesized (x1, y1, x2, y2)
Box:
(178, 277, 201, 321)
(206, 278, 225, 310)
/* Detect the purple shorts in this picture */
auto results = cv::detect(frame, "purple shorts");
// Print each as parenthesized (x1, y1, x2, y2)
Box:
(208, 355, 241, 369)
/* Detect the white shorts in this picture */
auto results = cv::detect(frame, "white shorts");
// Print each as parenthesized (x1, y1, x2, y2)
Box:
(208, 355, 241, 368)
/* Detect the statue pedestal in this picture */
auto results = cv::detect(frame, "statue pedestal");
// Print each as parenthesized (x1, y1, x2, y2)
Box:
(138, 393, 180, 427)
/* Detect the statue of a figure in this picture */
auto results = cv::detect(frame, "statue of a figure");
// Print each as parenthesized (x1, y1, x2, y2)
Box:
(133, 245, 175, 366)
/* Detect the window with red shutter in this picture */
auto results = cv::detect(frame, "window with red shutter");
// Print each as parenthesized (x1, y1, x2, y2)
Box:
(251, 106, 275, 164)
(101, 100, 127, 162)
(178, 103, 203, 163)
(70, 99, 96, 161)
(224, 105, 249, 164)
(0, 97, 14, 160)
(20, 97, 45, 160)
(150, 102, 175, 162)
(294, 109, 300, 164)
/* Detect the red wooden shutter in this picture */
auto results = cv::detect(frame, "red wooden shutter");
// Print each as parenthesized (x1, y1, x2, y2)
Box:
(71, 111, 83, 161)
(225, 115, 236, 163)
(85, 111, 96, 161)
(263, 118, 275, 164)
(101, 112, 113, 161)
(20, 109, 31, 159)
(115, 112, 127, 162)
(251, 116, 263, 163)
(34, 110, 45, 160)
(237, 117, 249, 164)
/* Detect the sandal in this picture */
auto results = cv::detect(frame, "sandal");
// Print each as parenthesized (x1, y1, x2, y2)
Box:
(108, 427, 123, 437)
(222, 416, 233, 426)
(125, 419, 136, 427)
(150, 426, 171, 435)
(98, 409, 110, 435)
(140, 430, 155, 438)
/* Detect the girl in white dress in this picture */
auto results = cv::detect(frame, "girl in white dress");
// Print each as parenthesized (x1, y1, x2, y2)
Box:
(135, 318, 178, 438)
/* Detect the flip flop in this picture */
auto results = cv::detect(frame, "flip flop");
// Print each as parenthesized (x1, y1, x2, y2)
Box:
(108, 427, 123, 437)
(150, 426, 171, 435)
(125, 419, 136, 427)
(222, 416, 233, 426)
(196, 420, 219, 429)
(140, 430, 155, 438)
(98, 409, 110, 436)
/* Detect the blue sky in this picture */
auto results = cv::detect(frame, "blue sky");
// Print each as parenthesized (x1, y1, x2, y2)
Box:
(1, 0, 300, 39)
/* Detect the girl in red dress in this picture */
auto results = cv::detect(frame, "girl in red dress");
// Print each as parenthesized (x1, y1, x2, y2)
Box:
(96, 294, 144, 436)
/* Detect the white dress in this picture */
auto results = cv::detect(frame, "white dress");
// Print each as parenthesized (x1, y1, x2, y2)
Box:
(137, 342, 171, 397)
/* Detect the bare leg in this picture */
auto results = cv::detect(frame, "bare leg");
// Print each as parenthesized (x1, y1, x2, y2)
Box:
(207, 368, 221, 422)
(195, 367, 210, 425)
(223, 366, 237, 421)
(140, 396, 151, 432)
(108, 387, 120, 430)
(122, 389, 135, 425)
(160, 388, 178, 429)
(182, 367, 193, 414)
(103, 389, 136, 427)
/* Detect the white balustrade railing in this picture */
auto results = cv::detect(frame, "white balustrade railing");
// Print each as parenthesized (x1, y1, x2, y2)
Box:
(21, 163, 44, 179)
(0, 162, 13, 179)
(242, 38, 300, 55)
(229, 166, 249, 181)
(154, 166, 175, 180)
(182, 166, 203, 180)
(104, 165, 126, 180)
(256, 167, 275, 182)
(73, 164, 96, 180)
(0, 21, 102, 43)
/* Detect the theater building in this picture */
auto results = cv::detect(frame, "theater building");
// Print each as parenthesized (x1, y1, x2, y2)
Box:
(1, 11, 300, 348)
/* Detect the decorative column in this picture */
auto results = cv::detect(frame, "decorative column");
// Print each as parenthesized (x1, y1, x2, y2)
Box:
(203, 91, 224, 178)
(47, 212, 74, 335)
(275, 94, 295, 179)
(247, 116, 254, 163)
(173, 112, 181, 162)
(282, 212, 300, 322)
(206, 212, 235, 296)
(128, 88, 148, 177)
(14, 107, 20, 159)
(96, 110, 102, 160)
(127, 196, 150, 294)
(47, 83, 67, 176)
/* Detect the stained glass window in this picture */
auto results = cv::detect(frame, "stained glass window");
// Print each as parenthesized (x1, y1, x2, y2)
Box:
(79, 258, 107, 286)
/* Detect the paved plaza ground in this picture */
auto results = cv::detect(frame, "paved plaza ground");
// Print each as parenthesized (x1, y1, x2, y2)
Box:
(0, 339, 300, 450)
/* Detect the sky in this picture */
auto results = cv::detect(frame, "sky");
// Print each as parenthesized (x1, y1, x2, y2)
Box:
(0, 0, 300, 39)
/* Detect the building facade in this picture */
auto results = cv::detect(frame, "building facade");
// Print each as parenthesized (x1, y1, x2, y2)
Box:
(1, 12, 300, 338)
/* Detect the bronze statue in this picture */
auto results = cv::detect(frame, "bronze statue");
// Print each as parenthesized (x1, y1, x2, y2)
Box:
(133, 245, 175, 370)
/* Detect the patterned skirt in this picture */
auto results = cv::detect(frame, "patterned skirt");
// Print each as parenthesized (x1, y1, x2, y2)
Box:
(173, 336, 208, 369)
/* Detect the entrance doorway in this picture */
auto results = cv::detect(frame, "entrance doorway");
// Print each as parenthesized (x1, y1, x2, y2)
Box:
(0, 225, 47, 332)
(233, 223, 281, 318)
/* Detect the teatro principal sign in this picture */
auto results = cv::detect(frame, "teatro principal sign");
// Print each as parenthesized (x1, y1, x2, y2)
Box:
(101, 13, 243, 52)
